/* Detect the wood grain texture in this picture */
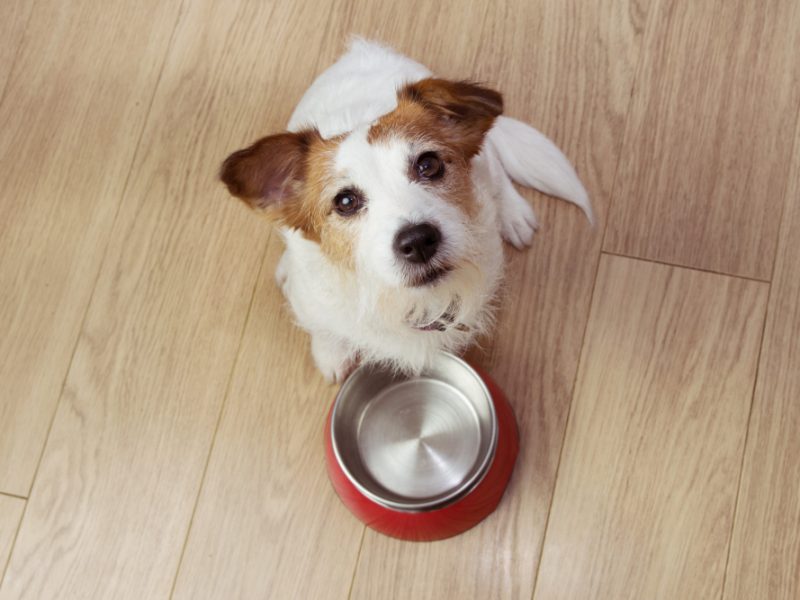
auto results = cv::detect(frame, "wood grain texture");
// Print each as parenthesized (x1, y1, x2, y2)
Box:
(0, 0, 278, 596)
(0, 0, 182, 497)
(604, 0, 800, 280)
(0, 495, 25, 587)
(171, 236, 366, 600)
(349, 1, 650, 598)
(0, 0, 32, 100)
(723, 125, 800, 599)
(534, 255, 768, 600)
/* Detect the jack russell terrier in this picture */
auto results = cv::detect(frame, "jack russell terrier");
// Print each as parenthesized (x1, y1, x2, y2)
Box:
(221, 38, 592, 381)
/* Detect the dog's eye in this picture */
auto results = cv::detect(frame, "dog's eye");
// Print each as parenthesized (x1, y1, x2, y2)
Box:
(414, 152, 445, 180)
(333, 189, 363, 216)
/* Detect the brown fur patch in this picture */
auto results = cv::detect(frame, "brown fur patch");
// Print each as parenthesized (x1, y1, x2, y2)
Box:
(221, 131, 329, 241)
(368, 100, 436, 145)
(369, 78, 503, 158)
(302, 137, 358, 267)
(368, 78, 504, 217)
(220, 130, 358, 267)
(220, 130, 318, 209)
(319, 220, 357, 270)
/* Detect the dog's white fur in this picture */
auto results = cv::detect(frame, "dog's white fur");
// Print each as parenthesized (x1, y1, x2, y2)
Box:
(265, 38, 591, 381)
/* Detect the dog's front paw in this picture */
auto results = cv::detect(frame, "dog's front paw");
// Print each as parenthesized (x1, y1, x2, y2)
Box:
(500, 188, 538, 249)
(311, 335, 357, 383)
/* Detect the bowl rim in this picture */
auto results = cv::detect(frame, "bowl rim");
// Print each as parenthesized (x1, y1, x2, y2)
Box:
(330, 352, 499, 512)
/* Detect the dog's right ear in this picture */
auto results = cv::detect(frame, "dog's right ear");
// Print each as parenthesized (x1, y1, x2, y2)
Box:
(220, 130, 319, 211)
(399, 79, 503, 158)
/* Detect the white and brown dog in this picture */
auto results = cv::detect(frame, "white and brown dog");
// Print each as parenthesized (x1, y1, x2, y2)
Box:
(221, 38, 592, 381)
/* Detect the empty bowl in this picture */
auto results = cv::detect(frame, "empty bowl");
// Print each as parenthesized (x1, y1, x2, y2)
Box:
(325, 352, 519, 541)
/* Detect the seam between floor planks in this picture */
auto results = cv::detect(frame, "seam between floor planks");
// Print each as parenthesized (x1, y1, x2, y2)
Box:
(718, 109, 800, 600)
(0, 518, 21, 590)
(529, 3, 658, 592)
(531, 249, 779, 600)
(10, 0, 187, 493)
(166, 231, 272, 600)
(716, 261, 774, 600)
(528, 244, 607, 599)
(597, 0, 658, 262)
(0, 0, 187, 586)
(603, 0, 800, 280)
(346, 528, 367, 600)
(600, 251, 772, 283)
(0, 494, 25, 503)
(534, 255, 769, 599)
(0, 1, 190, 500)
(0, 495, 25, 591)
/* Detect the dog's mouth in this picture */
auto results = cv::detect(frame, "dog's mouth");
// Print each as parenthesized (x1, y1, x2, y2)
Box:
(406, 265, 453, 288)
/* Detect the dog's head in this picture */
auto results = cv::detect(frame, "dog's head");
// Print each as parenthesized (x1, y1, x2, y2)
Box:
(221, 78, 502, 292)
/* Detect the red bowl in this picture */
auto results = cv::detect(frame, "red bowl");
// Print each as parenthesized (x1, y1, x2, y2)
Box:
(325, 358, 519, 541)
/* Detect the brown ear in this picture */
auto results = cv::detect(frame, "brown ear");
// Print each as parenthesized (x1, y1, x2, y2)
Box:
(399, 78, 503, 157)
(220, 130, 319, 211)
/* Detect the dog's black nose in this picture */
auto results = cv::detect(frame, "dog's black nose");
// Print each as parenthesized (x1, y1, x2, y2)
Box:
(394, 223, 442, 264)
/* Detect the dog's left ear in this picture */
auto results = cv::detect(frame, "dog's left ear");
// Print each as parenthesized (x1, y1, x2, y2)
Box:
(399, 78, 503, 157)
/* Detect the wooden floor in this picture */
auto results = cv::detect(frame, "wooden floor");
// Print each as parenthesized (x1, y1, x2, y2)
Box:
(1, 1, 799, 598)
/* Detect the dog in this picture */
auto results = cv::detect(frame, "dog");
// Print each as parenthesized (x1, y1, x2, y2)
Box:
(220, 38, 592, 381)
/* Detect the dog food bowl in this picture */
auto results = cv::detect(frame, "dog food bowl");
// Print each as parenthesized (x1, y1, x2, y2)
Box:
(325, 352, 519, 541)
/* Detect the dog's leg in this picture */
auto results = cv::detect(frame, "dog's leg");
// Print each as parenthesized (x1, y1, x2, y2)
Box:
(484, 141, 539, 249)
(311, 334, 357, 383)
(497, 166, 539, 249)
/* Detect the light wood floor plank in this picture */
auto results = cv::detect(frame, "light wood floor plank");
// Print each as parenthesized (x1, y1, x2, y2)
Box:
(723, 124, 800, 599)
(0, 495, 25, 588)
(0, 0, 32, 100)
(0, 0, 288, 596)
(0, 0, 183, 496)
(349, 1, 650, 598)
(604, 0, 800, 280)
(171, 236, 365, 600)
(534, 255, 768, 600)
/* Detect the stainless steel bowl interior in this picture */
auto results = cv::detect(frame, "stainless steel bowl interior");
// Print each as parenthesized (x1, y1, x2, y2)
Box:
(331, 353, 497, 511)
